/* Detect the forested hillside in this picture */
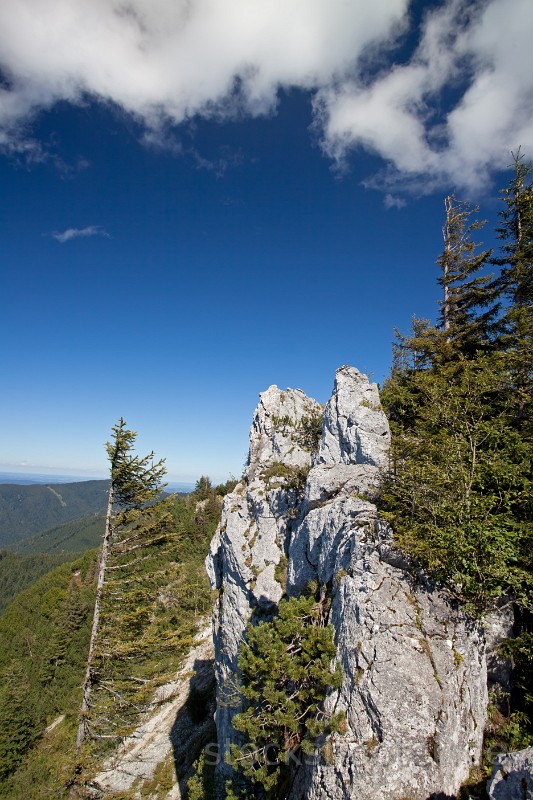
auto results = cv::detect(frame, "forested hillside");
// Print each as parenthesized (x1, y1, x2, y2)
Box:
(11, 515, 105, 556)
(0, 551, 97, 791)
(0, 511, 106, 619)
(0, 481, 108, 546)
(0, 476, 227, 800)
(0, 550, 78, 616)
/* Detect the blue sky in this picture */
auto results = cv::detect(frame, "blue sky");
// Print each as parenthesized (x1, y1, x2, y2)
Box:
(1, 0, 532, 483)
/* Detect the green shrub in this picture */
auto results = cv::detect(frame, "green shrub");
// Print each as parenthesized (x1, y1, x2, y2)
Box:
(228, 594, 344, 798)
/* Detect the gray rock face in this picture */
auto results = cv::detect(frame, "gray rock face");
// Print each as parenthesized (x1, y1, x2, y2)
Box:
(484, 602, 515, 711)
(487, 748, 533, 800)
(206, 384, 322, 783)
(317, 365, 390, 469)
(288, 516, 487, 800)
(207, 366, 490, 799)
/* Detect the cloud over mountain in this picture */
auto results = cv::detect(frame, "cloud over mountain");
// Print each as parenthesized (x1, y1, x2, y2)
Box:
(1, 0, 532, 191)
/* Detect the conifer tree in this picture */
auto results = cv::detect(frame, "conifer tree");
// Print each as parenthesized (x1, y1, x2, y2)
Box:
(493, 148, 533, 311)
(75, 419, 166, 749)
(437, 194, 496, 356)
(380, 159, 532, 613)
(228, 594, 344, 798)
(492, 149, 533, 426)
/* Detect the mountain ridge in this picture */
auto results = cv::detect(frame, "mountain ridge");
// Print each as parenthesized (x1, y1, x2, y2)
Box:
(0, 480, 109, 547)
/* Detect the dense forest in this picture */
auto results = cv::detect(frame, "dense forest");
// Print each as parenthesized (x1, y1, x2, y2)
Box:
(11, 516, 106, 557)
(0, 550, 78, 615)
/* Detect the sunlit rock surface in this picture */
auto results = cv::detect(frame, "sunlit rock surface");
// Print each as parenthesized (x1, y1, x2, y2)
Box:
(207, 366, 491, 799)
(487, 747, 533, 800)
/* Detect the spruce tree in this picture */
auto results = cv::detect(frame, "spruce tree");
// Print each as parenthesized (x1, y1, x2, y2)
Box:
(380, 160, 532, 613)
(492, 149, 533, 427)
(493, 148, 533, 311)
(75, 419, 166, 749)
(437, 194, 496, 357)
(228, 594, 345, 798)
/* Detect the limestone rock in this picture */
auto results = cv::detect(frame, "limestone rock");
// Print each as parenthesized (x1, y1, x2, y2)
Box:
(248, 384, 321, 476)
(317, 365, 390, 469)
(287, 367, 486, 799)
(208, 365, 491, 800)
(487, 747, 533, 800)
(288, 519, 487, 800)
(206, 384, 323, 783)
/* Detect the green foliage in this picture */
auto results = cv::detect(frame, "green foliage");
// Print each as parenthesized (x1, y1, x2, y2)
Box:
(382, 156, 532, 613)
(78, 471, 223, 764)
(381, 354, 531, 611)
(437, 193, 497, 356)
(215, 477, 239, 496)
(12, 515, 105, 556)
(380, 154, 532, 747)
(0, 552, 96, 785)
(0, 550, 76, 616)
(0, 475, 224, 796)
(107, 418, 167, 509)
(260, 462, 310, 493)
(195, 475, 213, 500)
(271, 409, 324, 454)
(228, 594, 344, 798)
(0, 480, 108, 548)
(297, 412, 324, 452)
(493, 148, 533, 311)
(187, 751, 216, 800)
(0, 711, 81, 800)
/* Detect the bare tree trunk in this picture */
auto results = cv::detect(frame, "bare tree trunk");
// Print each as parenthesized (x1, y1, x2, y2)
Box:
(75, 484, 114, 750)
(442, 194, 452, 341)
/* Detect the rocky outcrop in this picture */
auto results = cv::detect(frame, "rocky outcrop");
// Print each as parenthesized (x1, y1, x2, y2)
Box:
(317, 365, 390, 470)
(206, 384, 323, 784)
(288, 513, 486, 799)
(487, 747, 533, 800)
(207, 366, 491, 799)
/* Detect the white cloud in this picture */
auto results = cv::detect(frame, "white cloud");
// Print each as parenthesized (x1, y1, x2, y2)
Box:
(50, 225, 109, 243)
(317, 0, 533, 192)
(0, 0, 532, 192)
(384, 193, 406, 210)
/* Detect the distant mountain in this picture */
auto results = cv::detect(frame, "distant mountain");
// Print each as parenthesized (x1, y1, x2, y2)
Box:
(0, 480, 109, 547)
(0, 471, 104, 485)
(12, 515, 105, 556)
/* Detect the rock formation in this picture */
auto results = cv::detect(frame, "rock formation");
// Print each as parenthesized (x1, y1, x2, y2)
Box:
(206, 383, 323, 785)
(487, 747, 533, 800)
(207, 366, 491, 799)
